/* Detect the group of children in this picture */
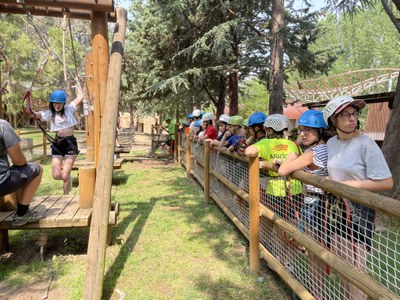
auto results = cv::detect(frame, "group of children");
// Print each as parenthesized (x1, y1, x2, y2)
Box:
(182, 97, 393, 300)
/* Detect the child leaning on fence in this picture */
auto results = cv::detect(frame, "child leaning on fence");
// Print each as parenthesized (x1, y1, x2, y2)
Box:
(209, 114, 229, 148)
(323, 95, 393, 300)
(277, 110, 331, 300)
(219, 115, 244, 152)
(245, 114, 302, 220)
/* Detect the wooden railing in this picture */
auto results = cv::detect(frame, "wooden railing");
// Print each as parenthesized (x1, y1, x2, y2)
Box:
(179, 134, 400, 300)
(16, 130, 48, 161)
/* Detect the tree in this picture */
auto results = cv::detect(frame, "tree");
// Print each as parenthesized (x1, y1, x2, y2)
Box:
(123, 0, 334, 119)
(0, 14, 87, 125)
(268, 0, 285, 114)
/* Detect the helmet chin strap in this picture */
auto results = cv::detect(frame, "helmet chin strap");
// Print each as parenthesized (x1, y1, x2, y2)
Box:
(335, 123, 357, 135)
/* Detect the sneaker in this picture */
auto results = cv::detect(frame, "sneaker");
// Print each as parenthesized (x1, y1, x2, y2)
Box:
(12, 209, 46, 226)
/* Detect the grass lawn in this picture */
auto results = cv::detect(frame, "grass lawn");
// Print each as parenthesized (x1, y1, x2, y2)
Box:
(0, 159, 290, 299)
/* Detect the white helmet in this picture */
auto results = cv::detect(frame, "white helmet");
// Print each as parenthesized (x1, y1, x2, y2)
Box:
(218, 113, 229, 123)
(323, 95, 366, 125)
(201, 112, 214, 122)
(192, 109, 201, 118)
(263, 114, 289, 132)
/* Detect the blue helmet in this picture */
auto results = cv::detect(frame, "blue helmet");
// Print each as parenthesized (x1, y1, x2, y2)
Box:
(194, 120, 201, 127)
(298, 110, 328, 129)
(50, 90, 67, 103)
(248, 112, 267, 126)
(188, 113, 193, 119)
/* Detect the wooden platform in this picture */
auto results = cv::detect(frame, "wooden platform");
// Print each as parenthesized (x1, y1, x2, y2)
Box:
(0, 195, 92, 230)
(72, 157, 125, 170)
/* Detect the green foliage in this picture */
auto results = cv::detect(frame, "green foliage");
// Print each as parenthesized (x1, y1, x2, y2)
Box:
(287, 5, 400, 91)
(0, 14, 88, 116)
(122, 0, 334, 116)
(238, 79, 270, 118)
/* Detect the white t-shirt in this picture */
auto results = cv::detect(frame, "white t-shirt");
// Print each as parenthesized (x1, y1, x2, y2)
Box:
(327, 134, 391, 182)
(40, 103, 78, 132)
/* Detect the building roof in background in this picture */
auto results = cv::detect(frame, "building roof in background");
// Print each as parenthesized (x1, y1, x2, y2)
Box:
(283, 102, 309, 120)
(364, 102, 391, 141)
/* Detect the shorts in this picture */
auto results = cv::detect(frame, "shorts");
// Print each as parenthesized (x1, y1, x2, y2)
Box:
(51, 135, 80, 156)
(327, 196, 375, 251)
(0, 163, 41, 197)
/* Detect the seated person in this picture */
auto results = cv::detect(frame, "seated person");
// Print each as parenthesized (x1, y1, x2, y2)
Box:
(0, 119, 44, 226)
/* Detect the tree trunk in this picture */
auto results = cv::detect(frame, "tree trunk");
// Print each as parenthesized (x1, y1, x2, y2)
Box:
(228, 70, 238, 115)
(268, 0, 285, 115)
(228, 29, 239, 116)
(381, 72, 400, 200)
(216, 75, 226, 118)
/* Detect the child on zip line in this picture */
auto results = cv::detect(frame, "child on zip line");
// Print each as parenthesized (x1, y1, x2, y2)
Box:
(31, 85, 84, 195)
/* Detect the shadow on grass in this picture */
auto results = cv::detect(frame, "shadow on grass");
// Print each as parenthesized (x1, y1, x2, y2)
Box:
(111, 170, 130, 185)
(102, 198, 157, 299)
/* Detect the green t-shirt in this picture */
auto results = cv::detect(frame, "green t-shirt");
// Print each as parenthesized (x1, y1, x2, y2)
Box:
(254, 138, 302, 196)
(167, 122, 175, 139)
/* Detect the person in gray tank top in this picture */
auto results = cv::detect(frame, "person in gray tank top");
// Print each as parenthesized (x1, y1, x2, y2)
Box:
(0, 119, 45, 226)
(323, 96, 393, 300)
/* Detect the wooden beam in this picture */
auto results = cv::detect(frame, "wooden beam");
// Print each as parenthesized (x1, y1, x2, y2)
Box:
(0, 0, 114, 12)
(83, 7, 127, 300)
(91, 11, 109, 166)
(0, 5, 116, 21)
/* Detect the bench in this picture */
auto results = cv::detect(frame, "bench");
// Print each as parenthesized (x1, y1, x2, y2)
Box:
(0, 195, 119, 252)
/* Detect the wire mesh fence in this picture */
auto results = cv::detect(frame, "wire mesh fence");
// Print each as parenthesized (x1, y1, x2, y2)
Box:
(181, 136, 400, 300)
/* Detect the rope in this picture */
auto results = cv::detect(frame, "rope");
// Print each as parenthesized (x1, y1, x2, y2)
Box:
(67, 11, 79, 76)
(62, 11, 68, 83)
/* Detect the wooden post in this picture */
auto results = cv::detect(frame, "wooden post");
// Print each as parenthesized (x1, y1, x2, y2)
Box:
(42, 131, 47, 160)
(79, 166, 96, 208)
(91, 11, 109, 166)
(204, 140, 211, 205)
(84, 7, 127, 300)
(0, 193, 17, 211)
(0, 229, 9, 252)
(174, 123, 178, 162)
(186, 135, 191, 178)
(151, 125, 154, 156)
(85, 53, 95, 161)
(177, 131, 182, 165)
(248, 155, 260, 273)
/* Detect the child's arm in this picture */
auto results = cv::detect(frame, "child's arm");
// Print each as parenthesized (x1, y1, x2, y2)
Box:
(71, 82, 84, 107)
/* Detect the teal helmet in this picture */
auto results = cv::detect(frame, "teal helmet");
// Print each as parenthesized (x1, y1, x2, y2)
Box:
(50, 90, 67, 103)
